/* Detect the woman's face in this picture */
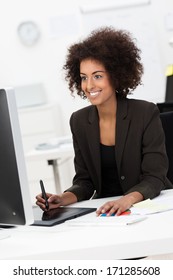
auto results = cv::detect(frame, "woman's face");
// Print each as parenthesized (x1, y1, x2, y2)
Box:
(80, 59, 116, 106)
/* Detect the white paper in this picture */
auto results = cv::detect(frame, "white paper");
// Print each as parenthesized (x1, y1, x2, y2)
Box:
(66, 215, 147, 226)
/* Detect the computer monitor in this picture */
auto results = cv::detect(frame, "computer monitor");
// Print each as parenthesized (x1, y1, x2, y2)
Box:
(165, 73, 173, 102)
(0, 88, 34, 239)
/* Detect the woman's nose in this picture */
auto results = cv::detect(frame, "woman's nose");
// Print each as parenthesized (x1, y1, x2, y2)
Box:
(86, 77, 95, 91)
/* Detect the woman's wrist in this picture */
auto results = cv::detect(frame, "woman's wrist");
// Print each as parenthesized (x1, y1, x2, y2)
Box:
(61, 191, 78, 206)
(125, 191, 144, 205)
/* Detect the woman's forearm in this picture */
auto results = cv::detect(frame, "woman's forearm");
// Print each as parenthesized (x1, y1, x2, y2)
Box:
(60, 191, 78, 206)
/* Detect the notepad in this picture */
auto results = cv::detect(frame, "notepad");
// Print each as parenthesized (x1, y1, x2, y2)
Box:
(131, 197, 173, 215)
(66, 215, 147, 226)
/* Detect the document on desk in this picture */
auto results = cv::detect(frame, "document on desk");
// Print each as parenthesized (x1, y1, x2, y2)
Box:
(35, 135, 72, 150)
(66, 215, 147, 227)
(131, 197, 173, 215)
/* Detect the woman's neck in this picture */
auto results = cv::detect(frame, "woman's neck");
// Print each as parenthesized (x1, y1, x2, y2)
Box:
(97, 97, 117, 120)
(98, 97, 117, 146)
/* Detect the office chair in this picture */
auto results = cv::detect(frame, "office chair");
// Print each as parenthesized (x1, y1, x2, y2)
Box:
(160, 111, 173, 184)
(157, 102, 173, 113)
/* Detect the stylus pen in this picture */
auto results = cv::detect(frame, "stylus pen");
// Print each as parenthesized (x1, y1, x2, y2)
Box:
(40, 179, 49, 210)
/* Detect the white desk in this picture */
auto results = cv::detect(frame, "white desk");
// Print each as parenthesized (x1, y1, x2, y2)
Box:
(26, 143, 74, 193)
(1, 190, 173, 260)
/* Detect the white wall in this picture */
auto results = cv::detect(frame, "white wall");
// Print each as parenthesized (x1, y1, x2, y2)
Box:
(0, 0, 173, 134)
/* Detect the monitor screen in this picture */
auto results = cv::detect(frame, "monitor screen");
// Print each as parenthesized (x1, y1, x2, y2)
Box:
(0, 88, 34, 235)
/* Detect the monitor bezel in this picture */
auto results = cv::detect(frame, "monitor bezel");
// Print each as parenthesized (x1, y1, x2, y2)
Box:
(0, 87, 34, 227)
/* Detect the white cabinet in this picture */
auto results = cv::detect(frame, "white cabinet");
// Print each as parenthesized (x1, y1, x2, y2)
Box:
(18, 103, 64, 151)
(18, 103, 65, 204)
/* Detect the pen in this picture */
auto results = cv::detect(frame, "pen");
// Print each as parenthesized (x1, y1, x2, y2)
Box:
(40, 179, 49, 210)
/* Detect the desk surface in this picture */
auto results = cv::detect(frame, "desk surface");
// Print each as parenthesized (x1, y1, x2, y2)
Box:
(26, 143, 74, 161)
(1, 190, 173, 260)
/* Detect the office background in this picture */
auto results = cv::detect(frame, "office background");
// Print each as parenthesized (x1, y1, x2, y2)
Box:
(0, 0, 173, 200)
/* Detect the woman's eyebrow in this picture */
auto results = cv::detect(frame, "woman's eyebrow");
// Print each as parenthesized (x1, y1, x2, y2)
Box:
(80, 70, 106, 75)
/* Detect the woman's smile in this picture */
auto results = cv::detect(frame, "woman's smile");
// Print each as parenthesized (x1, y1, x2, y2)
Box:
(88, 90, 101, 97)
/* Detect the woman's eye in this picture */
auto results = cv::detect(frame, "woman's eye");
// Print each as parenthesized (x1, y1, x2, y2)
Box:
(81, 76, 87, 81)
(94, 75, 102, 79)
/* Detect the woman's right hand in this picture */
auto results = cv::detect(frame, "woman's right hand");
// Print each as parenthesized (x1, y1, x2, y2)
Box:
(36, 193, 62, 211)
(36, 191, 78, 211)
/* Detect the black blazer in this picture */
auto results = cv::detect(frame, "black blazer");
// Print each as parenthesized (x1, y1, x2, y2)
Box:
(66, 97, 173, 201)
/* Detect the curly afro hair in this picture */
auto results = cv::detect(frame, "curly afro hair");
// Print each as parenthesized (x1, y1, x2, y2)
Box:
(63, 26, 143, 98)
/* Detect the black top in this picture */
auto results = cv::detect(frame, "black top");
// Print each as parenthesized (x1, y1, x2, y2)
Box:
(100, 143, 123, 197)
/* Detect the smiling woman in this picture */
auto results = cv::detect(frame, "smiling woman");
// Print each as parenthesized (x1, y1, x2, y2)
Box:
(36, 26, 173, 216)
(80, 59, 115, 107)
(64, 27, 143, 99)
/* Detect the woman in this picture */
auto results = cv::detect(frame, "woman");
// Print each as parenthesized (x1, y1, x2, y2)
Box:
(36, 27, 172, 216)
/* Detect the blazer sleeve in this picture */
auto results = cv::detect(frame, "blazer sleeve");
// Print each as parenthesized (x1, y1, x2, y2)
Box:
(125, 103, 170, 199)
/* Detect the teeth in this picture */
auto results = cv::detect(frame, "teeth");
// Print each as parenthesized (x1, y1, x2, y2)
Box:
(90, 91, 99, 96)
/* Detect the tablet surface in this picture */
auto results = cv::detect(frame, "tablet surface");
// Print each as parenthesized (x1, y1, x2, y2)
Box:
(32, 206, 96, 226)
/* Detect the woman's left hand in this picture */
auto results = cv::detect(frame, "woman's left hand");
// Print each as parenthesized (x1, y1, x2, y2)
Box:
(96, 192, 143, 216)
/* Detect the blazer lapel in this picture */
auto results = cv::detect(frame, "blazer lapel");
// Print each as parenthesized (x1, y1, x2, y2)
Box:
(115, 98, 130, 175)
(86, 106, 102, 187)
